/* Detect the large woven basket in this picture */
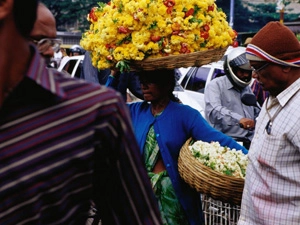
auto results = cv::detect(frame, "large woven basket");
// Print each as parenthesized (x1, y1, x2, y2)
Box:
(178, 138, 244, 206)
(128, 48, 226, 71)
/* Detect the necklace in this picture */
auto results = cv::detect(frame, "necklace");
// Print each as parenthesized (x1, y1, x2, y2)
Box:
(265, 97, 282, 135)
(151, 108, 164, 116)
(151, 99, 170, 116)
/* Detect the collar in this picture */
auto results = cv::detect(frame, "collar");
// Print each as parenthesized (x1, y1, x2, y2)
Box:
(26, 44, 66, 99)
(275, 78, 300, 107)
(224, 76, 235, 90)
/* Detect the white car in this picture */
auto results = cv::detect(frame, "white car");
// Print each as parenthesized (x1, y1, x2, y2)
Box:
(173, 82, 204, 116)
(57, 55, 205, 116)
(57, 55, 84, 78)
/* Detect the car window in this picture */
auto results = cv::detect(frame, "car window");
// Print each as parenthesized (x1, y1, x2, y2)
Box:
(62, 58, 83, 78)
(181, 65, 226, 94)
(174, 81, 184, 92)
(74, 61, 83, 78)
(211, 68, 226, 80)
(183, 67, 210, 93)
(62, 59, 78, 76)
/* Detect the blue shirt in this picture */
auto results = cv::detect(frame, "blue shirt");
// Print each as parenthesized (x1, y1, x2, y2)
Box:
(128, 100, 247, 225)
(205, 76, 260, 141)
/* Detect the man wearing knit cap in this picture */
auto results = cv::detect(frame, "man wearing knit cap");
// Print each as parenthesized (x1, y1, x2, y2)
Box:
(238, 21, 300, 225)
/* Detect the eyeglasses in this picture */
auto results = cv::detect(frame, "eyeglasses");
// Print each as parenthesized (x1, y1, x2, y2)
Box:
(251, 63, 269, 75)
(31, 38, 62, 53)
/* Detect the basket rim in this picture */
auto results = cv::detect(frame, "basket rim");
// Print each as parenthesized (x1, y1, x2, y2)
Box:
(180, 138, 245, 180)
(178, 138, 244, 205)
(141, 48, 226, 62)
(125, 47, 227, 71)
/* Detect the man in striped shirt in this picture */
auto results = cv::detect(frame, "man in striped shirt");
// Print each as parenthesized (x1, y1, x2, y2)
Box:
(0, 0, 162, 224)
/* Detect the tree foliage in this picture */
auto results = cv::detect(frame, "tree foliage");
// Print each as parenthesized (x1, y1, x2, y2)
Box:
(216, 0, 300, 32)
(42, 0, 300, 33)
(41, 0, 109, 31)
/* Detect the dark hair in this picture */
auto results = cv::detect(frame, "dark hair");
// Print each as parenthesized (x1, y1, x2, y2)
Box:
(13, 0, 38, 37)
(136, 69, 179, 102)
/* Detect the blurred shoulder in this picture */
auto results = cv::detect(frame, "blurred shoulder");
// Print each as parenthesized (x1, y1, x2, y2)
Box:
(170, 101, 200, 114)
(48, 67, 121, 101)
(127, 101, 150, 111)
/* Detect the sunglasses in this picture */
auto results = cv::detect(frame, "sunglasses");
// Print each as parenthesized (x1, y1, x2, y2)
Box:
(139, 77, 160, 85)
(31, 38, 62, 53)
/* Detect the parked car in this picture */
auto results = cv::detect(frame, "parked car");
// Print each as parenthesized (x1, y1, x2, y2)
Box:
(57, 55, 205, 116)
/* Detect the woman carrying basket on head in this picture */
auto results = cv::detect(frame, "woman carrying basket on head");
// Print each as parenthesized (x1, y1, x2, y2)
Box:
(108, 68, 247, 225)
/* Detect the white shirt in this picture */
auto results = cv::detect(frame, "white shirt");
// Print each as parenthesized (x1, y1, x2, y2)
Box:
(238, 78, 300, 225)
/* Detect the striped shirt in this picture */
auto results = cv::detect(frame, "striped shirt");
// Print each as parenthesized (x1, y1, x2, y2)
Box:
(251, 79, 269, 106)
(0, 47, 162, 225)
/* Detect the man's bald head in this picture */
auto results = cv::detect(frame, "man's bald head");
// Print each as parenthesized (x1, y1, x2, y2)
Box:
(31, 3, 56, 40)
(30, 3, 58, 65)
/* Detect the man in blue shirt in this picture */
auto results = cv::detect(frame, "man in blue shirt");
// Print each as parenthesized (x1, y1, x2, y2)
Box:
(205, 47, 260, 149)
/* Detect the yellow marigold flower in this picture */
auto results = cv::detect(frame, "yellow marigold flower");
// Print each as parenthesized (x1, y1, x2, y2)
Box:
(157, 5, 167, 15)
(132, 30, 151, 48)
(80, 0, 235, 70)
(170, 35, 184, 45)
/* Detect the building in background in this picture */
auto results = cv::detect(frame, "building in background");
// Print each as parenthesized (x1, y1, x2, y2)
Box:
(56, 31, 82, 53)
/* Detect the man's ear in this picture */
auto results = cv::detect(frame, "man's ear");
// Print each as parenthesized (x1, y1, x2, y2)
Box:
(0, 0, 13, 20)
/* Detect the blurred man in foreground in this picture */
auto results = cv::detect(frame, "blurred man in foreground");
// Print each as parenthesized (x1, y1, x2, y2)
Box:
(0, 0, 162, 224)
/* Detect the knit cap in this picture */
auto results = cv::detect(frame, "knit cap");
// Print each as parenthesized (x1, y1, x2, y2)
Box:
(246, 21, 300, 67)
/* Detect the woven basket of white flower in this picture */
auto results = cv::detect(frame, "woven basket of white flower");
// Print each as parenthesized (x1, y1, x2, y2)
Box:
(178, 138, 246, 206)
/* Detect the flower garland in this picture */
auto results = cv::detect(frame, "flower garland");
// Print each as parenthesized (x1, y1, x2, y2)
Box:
(80, 0, 237, 71)
(189, 140, 248, 179)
